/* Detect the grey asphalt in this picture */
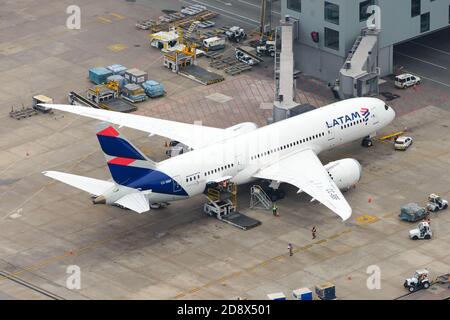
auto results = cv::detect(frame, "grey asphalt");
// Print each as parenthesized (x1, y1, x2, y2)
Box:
(177, 0, 281, 28)
(394, 27, 450, 92)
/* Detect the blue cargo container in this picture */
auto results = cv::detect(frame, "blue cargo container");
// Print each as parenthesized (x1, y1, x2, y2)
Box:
(89, 67, 113, 85)
(315, 282, 336, 300)
(292, 288, 313, 300)
(142, 80, 165, 98)
(267, 292, 286, 300)
(107, 64, 127, 75)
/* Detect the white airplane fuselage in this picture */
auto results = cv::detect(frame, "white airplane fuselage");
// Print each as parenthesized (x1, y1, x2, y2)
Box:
(150, 97, 395, 203)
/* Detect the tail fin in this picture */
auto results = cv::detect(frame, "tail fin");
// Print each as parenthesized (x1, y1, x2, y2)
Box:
(96, 123, 156, 186)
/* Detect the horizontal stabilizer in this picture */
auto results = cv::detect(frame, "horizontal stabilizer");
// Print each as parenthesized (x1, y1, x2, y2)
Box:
(115, 192, 150, 213)
(43, 171, 115, 196)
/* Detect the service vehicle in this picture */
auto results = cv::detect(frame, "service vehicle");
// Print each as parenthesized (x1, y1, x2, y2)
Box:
(395, 73, 421, 89)
(394, 136, 413, 150)
(404, 270, 431, 292)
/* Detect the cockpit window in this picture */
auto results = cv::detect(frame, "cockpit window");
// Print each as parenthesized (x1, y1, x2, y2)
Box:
(385, 104, 389, 111)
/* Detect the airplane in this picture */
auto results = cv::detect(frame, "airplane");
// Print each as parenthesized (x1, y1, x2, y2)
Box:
(41, 97, 395, 221)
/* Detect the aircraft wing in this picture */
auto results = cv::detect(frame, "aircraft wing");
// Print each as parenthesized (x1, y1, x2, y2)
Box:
(253, 149, 352, 221)
(43, 104, 228, 149)
(43, 171, 115, 196)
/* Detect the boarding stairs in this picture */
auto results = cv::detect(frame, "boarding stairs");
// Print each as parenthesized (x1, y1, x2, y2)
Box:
(250, 185, 273, 210)
(185, 21, 200, 39)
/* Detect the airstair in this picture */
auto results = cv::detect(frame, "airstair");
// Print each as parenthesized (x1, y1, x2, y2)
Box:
(185, 21, 200, 39)
(204, 182, 261, 230)
(250, 185, 273, 210)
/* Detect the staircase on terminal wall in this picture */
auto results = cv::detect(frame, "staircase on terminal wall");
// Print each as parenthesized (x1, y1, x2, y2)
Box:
(250, 185, 273, 210)
(338, 27, 380, 99)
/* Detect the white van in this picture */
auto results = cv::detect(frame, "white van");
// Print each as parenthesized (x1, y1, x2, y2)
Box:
(203, 37, 225, 51)
(395, 73, 421, 89)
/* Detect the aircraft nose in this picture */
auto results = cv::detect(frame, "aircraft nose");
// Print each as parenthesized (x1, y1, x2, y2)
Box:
(389, 107, 396, 122)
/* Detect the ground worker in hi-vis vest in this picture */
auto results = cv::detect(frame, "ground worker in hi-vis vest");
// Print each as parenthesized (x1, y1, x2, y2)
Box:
(272, 203, 278, 217)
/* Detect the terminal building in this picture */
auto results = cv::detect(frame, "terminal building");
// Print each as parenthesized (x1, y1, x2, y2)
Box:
(281, 0, 450, 97)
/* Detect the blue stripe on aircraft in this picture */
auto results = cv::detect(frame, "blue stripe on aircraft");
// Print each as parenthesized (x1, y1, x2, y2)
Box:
(97, 135, 146, 160)
(108, 164, 188, 196)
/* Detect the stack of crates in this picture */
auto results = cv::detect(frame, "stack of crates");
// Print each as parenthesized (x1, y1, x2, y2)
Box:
(107, 64, 127, 76)
(315, 282, 336, 300)
(124, 68, 148, 85)
(89, 67, 113, 85)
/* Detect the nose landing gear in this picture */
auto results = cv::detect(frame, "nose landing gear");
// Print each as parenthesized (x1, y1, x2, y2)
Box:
(361, 136, 373, 148)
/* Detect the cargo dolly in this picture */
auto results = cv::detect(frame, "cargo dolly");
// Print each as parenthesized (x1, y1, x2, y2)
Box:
(9, 106, 38, 120)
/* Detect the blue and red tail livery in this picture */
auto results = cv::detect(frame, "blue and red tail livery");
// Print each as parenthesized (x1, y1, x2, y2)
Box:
(95, 123, 187, 196)
(96, 125, 147, 161)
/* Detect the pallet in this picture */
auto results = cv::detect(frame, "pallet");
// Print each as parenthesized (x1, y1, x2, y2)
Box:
(9, 108, 38, 120)
(149, 10, 218, 33)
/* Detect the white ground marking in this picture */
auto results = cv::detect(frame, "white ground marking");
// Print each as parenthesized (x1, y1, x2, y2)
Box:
(182, 0, 260, 25)
(410, 41, 450, 56)
(395, 52, 447, 70)
(237, 0, 281, 15)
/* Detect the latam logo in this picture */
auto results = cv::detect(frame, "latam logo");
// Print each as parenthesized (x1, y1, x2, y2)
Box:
(326, 108, 370, 128)
(360, 107, 370, 122)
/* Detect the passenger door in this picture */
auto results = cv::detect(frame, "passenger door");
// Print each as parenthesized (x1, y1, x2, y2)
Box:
(327, 127, 336, 148)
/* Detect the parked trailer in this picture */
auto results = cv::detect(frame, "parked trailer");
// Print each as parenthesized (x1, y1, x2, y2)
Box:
(202, 36, 225, 51)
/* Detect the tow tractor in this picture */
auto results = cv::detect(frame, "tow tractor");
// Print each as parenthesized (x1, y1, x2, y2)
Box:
(426, 194, 448, 212)
(225, 26, 247, 43)
(409, 221, 432, 240)
(32, 95, 54, 113)
(256, 40, 275, 57)
(404, 269, 431, 292)
(165, 140, 190, 157)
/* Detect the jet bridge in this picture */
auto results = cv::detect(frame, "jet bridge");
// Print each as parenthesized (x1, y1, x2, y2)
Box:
(271, 15, 300, 124)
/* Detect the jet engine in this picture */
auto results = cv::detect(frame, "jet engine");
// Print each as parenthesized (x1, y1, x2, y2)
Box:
(226, 122, 258, 134)
(324, 158, 362, 191)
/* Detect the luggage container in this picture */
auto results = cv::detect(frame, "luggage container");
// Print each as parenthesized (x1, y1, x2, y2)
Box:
(89, 67, 113, 85)
(267, 292, 286, 300)
(106, 64, 127, 75)
(315, 282, 336, 300)
(142, 80, 165, 98)
(292, 288, 313, 300)
(121, 83, 147, 103)
(124, 68, 148, 85)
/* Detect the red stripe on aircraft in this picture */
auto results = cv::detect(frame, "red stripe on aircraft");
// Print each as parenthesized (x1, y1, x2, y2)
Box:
(97, 126, 119, 137)
(108, 157, 136, 166)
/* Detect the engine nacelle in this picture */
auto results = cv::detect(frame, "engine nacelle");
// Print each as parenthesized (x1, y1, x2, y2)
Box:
(324, 158, 362, 191)
(226, 122, 258, 135)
